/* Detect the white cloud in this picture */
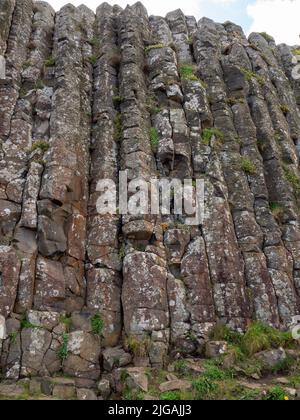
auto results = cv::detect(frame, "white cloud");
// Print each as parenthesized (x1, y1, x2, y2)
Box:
(247, 0, 300, 45)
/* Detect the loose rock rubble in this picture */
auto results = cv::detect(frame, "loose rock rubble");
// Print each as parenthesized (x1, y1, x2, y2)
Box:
(0, 1, 300, 400)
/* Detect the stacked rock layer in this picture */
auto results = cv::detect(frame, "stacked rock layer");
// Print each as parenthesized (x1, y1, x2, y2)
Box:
(0, 1, 300, 381)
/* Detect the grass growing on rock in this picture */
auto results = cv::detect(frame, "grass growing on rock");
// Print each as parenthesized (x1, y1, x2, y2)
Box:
(179, 64, 199, 82)
(270, 202, 284, 222)
(282, 163, 300, 193)
(125, 335, 151, 358)
(58, 333, 69, 361)
(259, 32, 274, 42)
(145, 44, 165, 53)
(114, 113, 123, 142)
(91, 314, 104, 336)
(149, 127, 159, 152)
(30, 141, 50, 153)
(44, 56, 56, 67)
(201, 128, 224, 145)
(241, 157, 257, 175)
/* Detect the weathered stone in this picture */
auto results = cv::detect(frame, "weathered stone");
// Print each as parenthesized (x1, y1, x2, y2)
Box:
(205, 341, 228, 359)
(97, 379, 111, 399)
(255, 348, 287, 370)
(159, 380, 192, 393)
(125, 368, 149, 393)
(52, 384, 76, 400)
(76, 388, 97, 401)
(103, 347, 132, 371)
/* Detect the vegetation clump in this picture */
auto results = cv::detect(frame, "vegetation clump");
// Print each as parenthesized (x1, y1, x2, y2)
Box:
(149, 127, 159, 152)
(145, 44, 165, 53)
(282, 163, 300, 193)
(179, 64, 199, 82)
(241, 157, 257, 175)
(58, 333, 69, 361)
(91, 314, 104, 336)
(114, 113, 123, 142)
(259, 32, 274, 42)
(201, 127, 224, 145)
(30, 141, 50, 153)
(44, 56, 56, 67)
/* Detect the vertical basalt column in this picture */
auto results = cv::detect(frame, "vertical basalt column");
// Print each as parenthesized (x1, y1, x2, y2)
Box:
(0, 0, 16, 55)
(245, 33, 300, 317)
(152, 11, 216, 348)
(86, 3, 122, 348)
(192, 18, 251, 330)
(35, 4, 92, 313)
(220, 23, 280, 327)
(119, 4, 170, 367)
(14, 1, 55, 314)
(0, 0, 33, 319)
(277, 44, 300, 111)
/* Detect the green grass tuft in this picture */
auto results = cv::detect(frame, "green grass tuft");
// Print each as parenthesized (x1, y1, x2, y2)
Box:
(149, 127, 159, 152)
(241, 157, 257, 175)
(58, 333, 69, 361)
(30, 141, 50, 153)
(44, 57, 56, 67)
(201, 128, 224, 145)
(91, 314, 104, 336)
(145, 44, 165, 54)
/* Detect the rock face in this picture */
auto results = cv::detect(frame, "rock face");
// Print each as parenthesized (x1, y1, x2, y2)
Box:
(0, 1, 300, 383)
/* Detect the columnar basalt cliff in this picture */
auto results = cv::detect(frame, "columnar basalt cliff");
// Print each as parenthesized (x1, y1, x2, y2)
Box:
(0, 0, 300, 393)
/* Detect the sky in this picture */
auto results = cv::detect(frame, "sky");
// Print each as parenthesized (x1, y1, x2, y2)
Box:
(46, 0, 300, 45)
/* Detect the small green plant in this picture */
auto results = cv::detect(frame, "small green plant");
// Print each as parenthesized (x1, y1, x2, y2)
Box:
(9, 331, 18, 345)
(23, 61, 31, 69)
(59, 315, 72, 331)
(30, 141, 50, 153)
(160, 391, 181, 400)
(263, 386, 287, 401)
(187, 37, 193, 46)
(240, 67, 265, 85)
(91, 314, 104, 336)
(149, 127, 159, 152)
(20, 319, 40, 329)
(179, 64, 199, 82)
(292, 49, 300, 56)
(280, 104, 289, 115)
(114, 113, 123, 142)
(260, 32, 273, 42)
(112, 95, 124, 105)
(282, 163, 300, 192)
(125, 335, 150, 357)
(174, 360, 189, 376)
(145, 44, 165, 53)
(192, 377, 219, 400)
(240, 67, 256, 82)
(119, 243, 126, 261)
(44, 56, 56, 67)
(226, 97, 244, 106)
(238, 388, 261, 400)
(58, 333, 69, 361)
(88, 54, 98, 65)
(201, 128, 224, 145)
(35, 80, 45, 90)
(146, 95, 161, 115)
(241, 157, 257, 175)
(89, 36, 100, 48)
(270, 202, 284, 222)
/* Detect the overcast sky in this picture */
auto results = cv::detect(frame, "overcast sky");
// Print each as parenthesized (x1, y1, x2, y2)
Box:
(45, 0, 300, 45)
